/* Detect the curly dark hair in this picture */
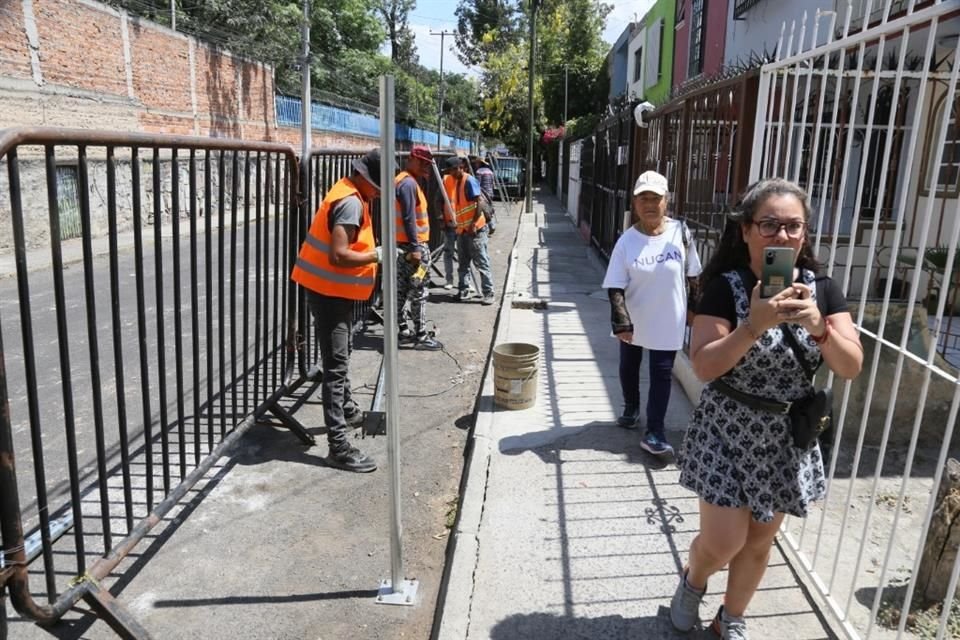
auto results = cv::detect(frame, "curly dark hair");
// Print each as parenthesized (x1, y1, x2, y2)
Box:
(699, 178, 821, 287)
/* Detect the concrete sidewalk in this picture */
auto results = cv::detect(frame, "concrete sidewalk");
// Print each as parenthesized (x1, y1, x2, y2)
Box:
(436, 191, 838, 640)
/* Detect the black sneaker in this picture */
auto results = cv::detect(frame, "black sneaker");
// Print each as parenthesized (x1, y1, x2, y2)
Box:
(327, 445, 377, 473)
(414, 333, 443, 351)
(616, 406, 640, 429)
(398, 327, 415, 343)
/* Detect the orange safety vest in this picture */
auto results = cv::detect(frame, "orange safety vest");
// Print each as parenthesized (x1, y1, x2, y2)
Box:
(394, 171, 430, 244)
(290, 178, 377, 301)
(443, 174, 486, 235)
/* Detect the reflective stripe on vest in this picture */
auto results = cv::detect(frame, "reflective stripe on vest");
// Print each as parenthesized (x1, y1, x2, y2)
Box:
(290, 178, 377, 300)
(443, 174, 486, 235)
(394, 172, 430, 244)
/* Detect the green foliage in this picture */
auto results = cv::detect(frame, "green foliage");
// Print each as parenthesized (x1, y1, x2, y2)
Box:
(454, 0, 521, 67)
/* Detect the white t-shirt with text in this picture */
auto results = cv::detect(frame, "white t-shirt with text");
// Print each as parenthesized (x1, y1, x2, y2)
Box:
(601, 220, 703, 351)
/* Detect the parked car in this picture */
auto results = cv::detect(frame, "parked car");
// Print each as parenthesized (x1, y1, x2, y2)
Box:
(490, 156, 525, 200)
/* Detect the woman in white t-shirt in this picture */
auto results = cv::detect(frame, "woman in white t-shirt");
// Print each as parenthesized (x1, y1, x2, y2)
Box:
(601, 171, 702, 456)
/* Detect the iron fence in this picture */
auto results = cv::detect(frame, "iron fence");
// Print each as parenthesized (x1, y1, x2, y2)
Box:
(0, 127, 314, 637)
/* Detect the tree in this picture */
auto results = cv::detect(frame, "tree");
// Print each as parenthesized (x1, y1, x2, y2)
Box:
(454, 0, 521, 67)
(375, 0, 418, 71)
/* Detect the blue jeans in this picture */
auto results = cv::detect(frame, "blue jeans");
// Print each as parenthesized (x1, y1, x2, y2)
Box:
(619, 342, 676, 437)
(457, 227, 494, 297)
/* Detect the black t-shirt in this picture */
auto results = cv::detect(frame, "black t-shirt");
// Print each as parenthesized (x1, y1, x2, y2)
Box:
(696, 270, 848, 326)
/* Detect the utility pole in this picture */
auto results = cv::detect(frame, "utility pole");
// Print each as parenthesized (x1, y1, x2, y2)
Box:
(564, 64, 569, 125)
(430, 30, 456, 151)
(170, 0, 176, 30)
(525, 0, 540, 214)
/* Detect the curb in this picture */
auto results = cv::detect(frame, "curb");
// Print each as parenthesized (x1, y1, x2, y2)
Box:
(431, 206, 526, 640)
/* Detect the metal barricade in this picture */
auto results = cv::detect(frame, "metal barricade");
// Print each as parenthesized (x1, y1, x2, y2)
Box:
(0, 127, 312, 636)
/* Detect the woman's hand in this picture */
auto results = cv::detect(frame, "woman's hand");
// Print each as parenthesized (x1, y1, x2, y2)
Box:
(775, 283, 826, 336)
(747, 282, 795, 333)
(616, 331, 633, 344)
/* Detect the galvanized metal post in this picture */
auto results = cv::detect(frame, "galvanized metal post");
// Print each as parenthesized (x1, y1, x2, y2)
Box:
(525, 0, 539, 213)
(376, 74, 418, 607)
(300, 0, 311, 166)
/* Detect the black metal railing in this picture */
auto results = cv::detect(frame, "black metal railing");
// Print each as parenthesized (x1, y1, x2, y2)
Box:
(0, 128, 312, 636)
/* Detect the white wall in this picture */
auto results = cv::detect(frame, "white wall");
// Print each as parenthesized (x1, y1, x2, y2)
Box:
(567, 140, 582, 223)
(725, 1, 834, 68)
(627, 24, 646, 100)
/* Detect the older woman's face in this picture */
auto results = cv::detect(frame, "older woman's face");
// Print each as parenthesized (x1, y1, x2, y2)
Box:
(632, 191, 667, 226)
(741, 193, 807, 267)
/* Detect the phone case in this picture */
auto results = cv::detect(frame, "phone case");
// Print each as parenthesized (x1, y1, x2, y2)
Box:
(760, 247, 795, 297)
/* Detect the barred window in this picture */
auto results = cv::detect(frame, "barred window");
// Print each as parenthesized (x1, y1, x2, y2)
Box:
(688, 0, 706, 78)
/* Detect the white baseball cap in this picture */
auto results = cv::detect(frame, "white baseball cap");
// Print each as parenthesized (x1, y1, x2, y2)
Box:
(633, 170, 669, 196)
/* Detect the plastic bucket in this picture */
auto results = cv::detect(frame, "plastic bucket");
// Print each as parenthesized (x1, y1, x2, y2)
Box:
(492, 342, 540, 410)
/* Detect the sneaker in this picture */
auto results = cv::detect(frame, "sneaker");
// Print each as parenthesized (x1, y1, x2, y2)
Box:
(327, 445, 377, 473)
(481, 293, 495, 306)
(711, 606, 748, 640)
(443, 282, 455, 290)
(398, 327, 415, 343)
(413, 333, 443, 351)
(670, 569, 706, 631)
(616, 406, 640, 429)
(459, 289, 471, 302)
(640, 431, 674, 456)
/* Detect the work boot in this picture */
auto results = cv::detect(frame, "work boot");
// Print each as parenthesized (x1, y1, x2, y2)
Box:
(327, 444, 377, 473)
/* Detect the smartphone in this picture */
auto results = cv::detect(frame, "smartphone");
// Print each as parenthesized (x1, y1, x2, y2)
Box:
(760, 247, 795, 298)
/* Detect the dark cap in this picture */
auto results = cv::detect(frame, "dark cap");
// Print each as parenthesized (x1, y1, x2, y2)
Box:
(351, 148, 382, 191)
(443, 155, 464, 171)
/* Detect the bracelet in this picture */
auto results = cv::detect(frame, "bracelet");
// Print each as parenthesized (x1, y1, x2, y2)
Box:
(742, 317, 761, 341)
(811, 317, 832, 344)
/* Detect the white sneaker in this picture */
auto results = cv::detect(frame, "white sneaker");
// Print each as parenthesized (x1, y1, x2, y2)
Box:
(443, 282, 454, 290)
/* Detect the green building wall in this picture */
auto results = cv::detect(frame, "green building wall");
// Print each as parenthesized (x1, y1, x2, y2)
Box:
(643, 0, 676, 106)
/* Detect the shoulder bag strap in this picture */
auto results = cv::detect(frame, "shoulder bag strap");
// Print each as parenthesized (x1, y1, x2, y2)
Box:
(780, 323, 817, 382)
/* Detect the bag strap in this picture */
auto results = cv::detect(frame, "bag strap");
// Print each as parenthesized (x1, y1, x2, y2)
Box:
(780, 323, 817, 382)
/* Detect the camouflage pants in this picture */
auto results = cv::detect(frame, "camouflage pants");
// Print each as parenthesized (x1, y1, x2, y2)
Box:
(397, 242, 430, 334)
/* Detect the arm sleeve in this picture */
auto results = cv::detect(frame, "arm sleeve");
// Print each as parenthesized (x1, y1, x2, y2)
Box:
(695, 276, 737, 326)
(818, 276, 849, 315)
(395, 177, 419, 244)
(329, 196, 363, 239)
(465, 176, 482, 200)
(601, 240, 629, 290)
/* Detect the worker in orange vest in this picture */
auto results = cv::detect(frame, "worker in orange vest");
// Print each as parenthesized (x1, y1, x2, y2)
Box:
(395, 146, 442, 350)
(291, 148, 388, 473)
(443, 155, 495, 305)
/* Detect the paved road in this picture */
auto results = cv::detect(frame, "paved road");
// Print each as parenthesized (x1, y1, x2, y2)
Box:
(6, 199, 521, 639)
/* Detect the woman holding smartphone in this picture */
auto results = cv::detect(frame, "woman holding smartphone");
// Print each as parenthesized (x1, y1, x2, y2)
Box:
(669, 179, 863, 639)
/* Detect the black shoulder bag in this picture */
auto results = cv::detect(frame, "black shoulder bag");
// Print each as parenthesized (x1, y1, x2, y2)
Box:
(781, 325, 834, 450)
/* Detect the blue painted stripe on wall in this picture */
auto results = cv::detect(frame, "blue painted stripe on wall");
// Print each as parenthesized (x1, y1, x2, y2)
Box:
(276, 95, 472, 150)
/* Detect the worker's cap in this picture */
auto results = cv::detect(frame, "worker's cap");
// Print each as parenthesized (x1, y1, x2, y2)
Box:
(351, 149, 381, 191)
(409, 145, 434, 162)
(443, 155, 465, 172)
(632, 170, 669, 196)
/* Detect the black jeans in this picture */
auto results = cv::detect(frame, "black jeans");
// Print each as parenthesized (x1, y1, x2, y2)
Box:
(619, 342, 676, 437)
(306, 291, 359, 450)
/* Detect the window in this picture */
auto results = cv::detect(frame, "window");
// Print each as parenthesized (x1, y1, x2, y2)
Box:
(733, 0, 765, 20)
(922, 95, 960, 197)
(688, 0, 706, 78)
(634, 46, 643, 82)
(55, 165, 82, 240)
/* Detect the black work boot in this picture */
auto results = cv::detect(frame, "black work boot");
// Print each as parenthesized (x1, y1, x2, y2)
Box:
(327, 444, 377, 473)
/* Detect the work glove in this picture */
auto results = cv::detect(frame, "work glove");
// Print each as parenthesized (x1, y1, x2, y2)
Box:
(374, 246, 403, 264)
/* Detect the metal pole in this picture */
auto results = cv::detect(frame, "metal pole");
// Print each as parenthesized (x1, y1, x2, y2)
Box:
(564, 64, 568, 124)
(431, 30, 456, 151)
(170, 0, 176, 31)
(300, 0, 311, 168)
(525, 0, 539, 213)
(376, 74, 418, 607)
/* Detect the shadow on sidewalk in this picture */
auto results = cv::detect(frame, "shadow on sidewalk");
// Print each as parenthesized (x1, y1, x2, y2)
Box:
(488, 610, 716, 639)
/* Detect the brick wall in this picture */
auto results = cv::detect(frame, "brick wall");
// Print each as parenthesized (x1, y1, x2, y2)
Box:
(0, 2, 33, 81)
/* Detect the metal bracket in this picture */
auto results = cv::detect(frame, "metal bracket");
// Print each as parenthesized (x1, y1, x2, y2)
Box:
(374, 578, 418, 606)
(362, 411, 386, 438)
(81, 580, 153, 640)
(267, 403, 316, 446)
